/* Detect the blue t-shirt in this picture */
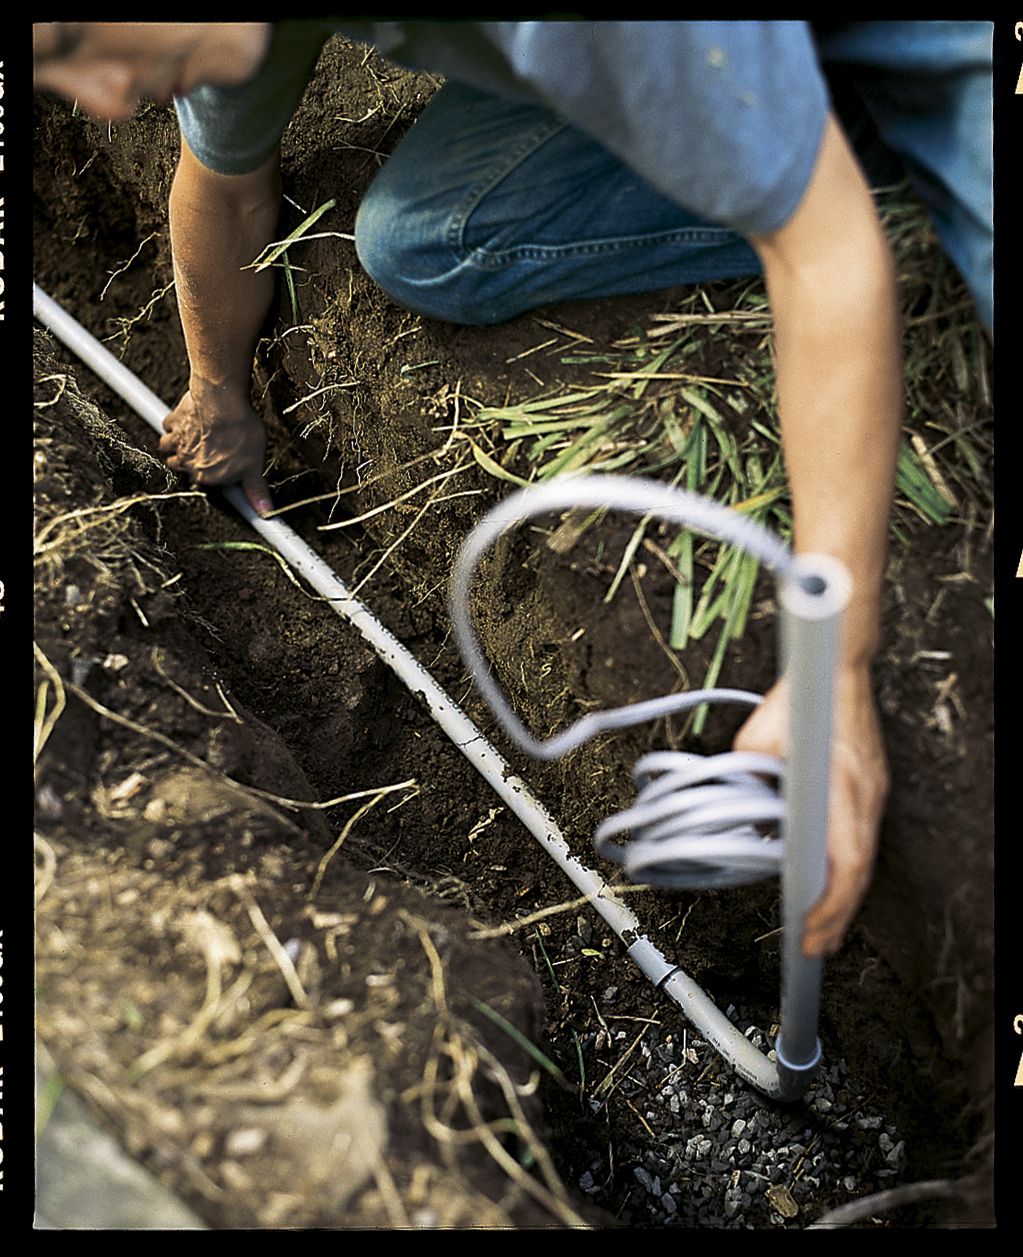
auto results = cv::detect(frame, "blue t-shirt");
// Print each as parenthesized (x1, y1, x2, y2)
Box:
(175, 20, 829, 239)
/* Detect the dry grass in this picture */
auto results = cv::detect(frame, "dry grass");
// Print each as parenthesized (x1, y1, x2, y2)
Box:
(452, 186, 991, 708)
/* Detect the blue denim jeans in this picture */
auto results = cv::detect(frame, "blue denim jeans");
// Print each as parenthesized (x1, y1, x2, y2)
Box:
(354, 22, 992, 329)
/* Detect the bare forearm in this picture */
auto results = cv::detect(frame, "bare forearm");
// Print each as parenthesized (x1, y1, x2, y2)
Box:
(160, 138, 282, 513)
(169, 137, 281, 401)
(768, 247, 901, 667)
(755, 115, 902, 667)
(736, 113, 899, 956)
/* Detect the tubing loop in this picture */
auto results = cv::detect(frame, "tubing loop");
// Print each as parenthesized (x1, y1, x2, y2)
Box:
(594, 749, 785, 888)
(450, 474, 798, 890)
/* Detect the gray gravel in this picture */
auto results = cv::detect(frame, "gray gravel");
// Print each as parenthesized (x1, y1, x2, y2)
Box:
(575, 1004, 905, 1228)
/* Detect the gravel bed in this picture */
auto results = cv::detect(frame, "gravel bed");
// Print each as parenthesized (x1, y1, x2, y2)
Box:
(576, 1001, 905, 1229)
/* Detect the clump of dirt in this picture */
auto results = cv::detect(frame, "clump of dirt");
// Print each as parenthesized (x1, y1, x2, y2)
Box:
(34, 33, 994, 1228)
(34, 328, 588, 1229)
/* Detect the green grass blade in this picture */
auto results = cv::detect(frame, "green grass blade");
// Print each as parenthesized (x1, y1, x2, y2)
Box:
(896, 441, 951, 524)
(469, 998, 568, 1085)
(604, 514, 651, 603)
(668, 529, 694, 650)
(251, 197, 338, 272)
(468, 440, 533, 487)
(282, 253, 298, 324)
(537, 418, 613, 478)
(691, 553, 758, 734)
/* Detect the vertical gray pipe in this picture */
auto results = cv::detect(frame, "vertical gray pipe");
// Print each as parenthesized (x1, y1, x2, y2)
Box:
(775, 555, 851, 1084)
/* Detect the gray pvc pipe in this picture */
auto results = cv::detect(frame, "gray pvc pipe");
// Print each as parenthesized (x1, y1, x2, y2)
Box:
(33, 281, 843, 1103)
(777, 555, 850, 1075)
(450, 477, 851, 1098)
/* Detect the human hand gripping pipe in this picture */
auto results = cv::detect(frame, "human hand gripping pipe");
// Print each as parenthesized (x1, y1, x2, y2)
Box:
(34, 282, 847, 1102)
(449, 478, 851, 1100)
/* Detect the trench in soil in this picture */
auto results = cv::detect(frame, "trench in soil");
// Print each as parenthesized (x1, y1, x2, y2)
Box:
(33, 37, 995, 1227)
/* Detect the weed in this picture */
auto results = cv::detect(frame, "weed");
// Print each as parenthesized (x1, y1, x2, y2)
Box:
(458, 188, 990, 716)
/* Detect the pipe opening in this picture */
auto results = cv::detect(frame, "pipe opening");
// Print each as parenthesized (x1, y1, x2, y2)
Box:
(798, 572, 828, 597)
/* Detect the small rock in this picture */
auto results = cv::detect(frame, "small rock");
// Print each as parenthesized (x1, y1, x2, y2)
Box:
(322, 997, 355, 1019)
(765, 1183, 799, 1218)
(219, 1160, 253, 1192)
(143, 798, 167, 822)
(225, 1128, 267, 1158)
(36, 783, 64, 819)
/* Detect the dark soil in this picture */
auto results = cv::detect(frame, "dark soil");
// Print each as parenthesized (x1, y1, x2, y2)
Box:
(33, 35, 994, 1228)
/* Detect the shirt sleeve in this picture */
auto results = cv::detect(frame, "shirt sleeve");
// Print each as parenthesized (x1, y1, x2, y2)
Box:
(173, 22, 333, 175)
(482, 21, 830, 238)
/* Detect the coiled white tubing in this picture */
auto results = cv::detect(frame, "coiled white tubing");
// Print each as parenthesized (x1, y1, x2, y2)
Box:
(594, 746, 785, 888)
(450, 475, 806, 891)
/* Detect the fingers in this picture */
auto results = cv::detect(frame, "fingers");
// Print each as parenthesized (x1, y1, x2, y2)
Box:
(160, 402, 197, 468)
(158, 391, 269, 500)
(242, 471, 274, 518)
(733, 676, 788, 760)
(802, 723, 888, 957)
(801, 823, 873, 956)
(733, 671, 888, 959)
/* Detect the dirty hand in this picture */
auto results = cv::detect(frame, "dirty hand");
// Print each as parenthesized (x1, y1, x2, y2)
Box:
(733, 663, 889, 957)
(160, 385, 272, 516)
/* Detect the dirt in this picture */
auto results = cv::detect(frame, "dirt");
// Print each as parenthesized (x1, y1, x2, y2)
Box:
(33, 36, 994, 1228)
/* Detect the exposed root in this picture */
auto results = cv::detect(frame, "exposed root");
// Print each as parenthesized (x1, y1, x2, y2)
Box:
(309, 791, 390, 901)
(34, 642, 67, 767)
(34, 373, 70, 409)
(228, 874, 313, 1012)
(131, 909, 251, 1080)
(103, 280, 176, 350)
(402, 910, 590, 1229)
(99, 232, 160, 301)
(807, 1178, 964, 1228)
(34, 831, 58, 904)
(151, 647, 244, 724)
(47, 653, 417, 823)
(317, 462, 470, 530)
(34, 490, 205, 563)
(469, 885, 653, 940)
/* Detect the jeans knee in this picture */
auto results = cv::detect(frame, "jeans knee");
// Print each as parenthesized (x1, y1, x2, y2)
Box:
(355, 186, 513, 326)
(353, 191, 407, 302)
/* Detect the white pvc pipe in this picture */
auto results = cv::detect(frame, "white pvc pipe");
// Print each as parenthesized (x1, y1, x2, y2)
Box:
(33, 282, 831, 1102)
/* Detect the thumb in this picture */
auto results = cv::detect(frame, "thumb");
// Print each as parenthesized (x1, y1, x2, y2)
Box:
(733, 698, 782, 756)
(242, 471, 274, 518)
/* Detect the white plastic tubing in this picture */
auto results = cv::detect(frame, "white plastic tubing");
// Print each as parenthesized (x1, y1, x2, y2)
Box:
(34, 282, 847, 1102)
(452, 480, 851, 1096)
